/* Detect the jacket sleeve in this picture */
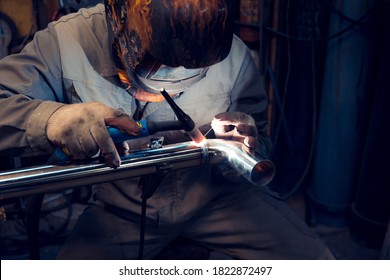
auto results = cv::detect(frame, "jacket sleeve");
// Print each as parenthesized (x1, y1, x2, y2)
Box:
(228, 48, 272, 158)
(0, 25, 66, 157)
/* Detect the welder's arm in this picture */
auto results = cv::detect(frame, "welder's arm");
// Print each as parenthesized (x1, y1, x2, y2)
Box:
(0, 25, 66, 157)
(209, 49, 271, 184)
(225, 48, 272, 159)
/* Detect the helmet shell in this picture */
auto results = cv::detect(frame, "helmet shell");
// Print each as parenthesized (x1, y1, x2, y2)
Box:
(105, 0, 234, 70)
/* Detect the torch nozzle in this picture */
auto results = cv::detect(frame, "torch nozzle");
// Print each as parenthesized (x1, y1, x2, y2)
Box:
(186, 127, 206, 144)
(160, 88, 205, 143)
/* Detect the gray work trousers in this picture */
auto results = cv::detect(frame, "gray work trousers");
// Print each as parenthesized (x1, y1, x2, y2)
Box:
(57, 182, 334, 260)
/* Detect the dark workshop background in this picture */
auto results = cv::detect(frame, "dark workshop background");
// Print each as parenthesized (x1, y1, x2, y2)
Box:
(1, 0, 389, 259)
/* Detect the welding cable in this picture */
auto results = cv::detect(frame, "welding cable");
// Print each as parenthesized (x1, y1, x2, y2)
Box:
(279, 2, 319, 201)
(269, 0, 293, 156)
(137, 166, 170, 259)
(138, 193, 147, 260)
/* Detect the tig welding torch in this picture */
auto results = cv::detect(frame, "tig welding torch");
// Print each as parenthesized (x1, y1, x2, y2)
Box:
(159, 88, 205, 144)
(55, 88, 205, 161)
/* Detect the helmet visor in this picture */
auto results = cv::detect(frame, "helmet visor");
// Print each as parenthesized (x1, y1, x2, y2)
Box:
(135, 57, 208, 94)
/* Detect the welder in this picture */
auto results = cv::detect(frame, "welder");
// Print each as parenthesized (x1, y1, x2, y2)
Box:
(0, 0, 334, 259)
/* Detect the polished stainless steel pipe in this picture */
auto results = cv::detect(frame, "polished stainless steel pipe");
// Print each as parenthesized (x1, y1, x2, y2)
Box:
(0, 139, 275, 200)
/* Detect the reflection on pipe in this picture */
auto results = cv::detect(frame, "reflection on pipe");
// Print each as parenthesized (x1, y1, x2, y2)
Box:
(0, 139, 275, 200)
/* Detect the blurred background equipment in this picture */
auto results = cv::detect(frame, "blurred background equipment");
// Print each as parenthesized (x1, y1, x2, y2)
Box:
(0, 0, 36, 56)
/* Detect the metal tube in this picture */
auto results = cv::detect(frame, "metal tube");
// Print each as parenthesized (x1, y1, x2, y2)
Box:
(0, 139, 275, 200)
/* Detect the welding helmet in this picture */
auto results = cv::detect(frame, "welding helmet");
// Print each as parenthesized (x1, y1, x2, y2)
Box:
(105, 0, 234, 100)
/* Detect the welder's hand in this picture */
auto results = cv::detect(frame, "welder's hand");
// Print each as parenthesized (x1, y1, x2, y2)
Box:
(211, 112, 258, 155)
(46, 102, 141, 168)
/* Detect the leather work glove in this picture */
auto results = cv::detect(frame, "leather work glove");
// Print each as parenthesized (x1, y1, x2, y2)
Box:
(210, 112, 260, 184)
(211, 112, 258, 155)
(46, 102, 141, 168)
